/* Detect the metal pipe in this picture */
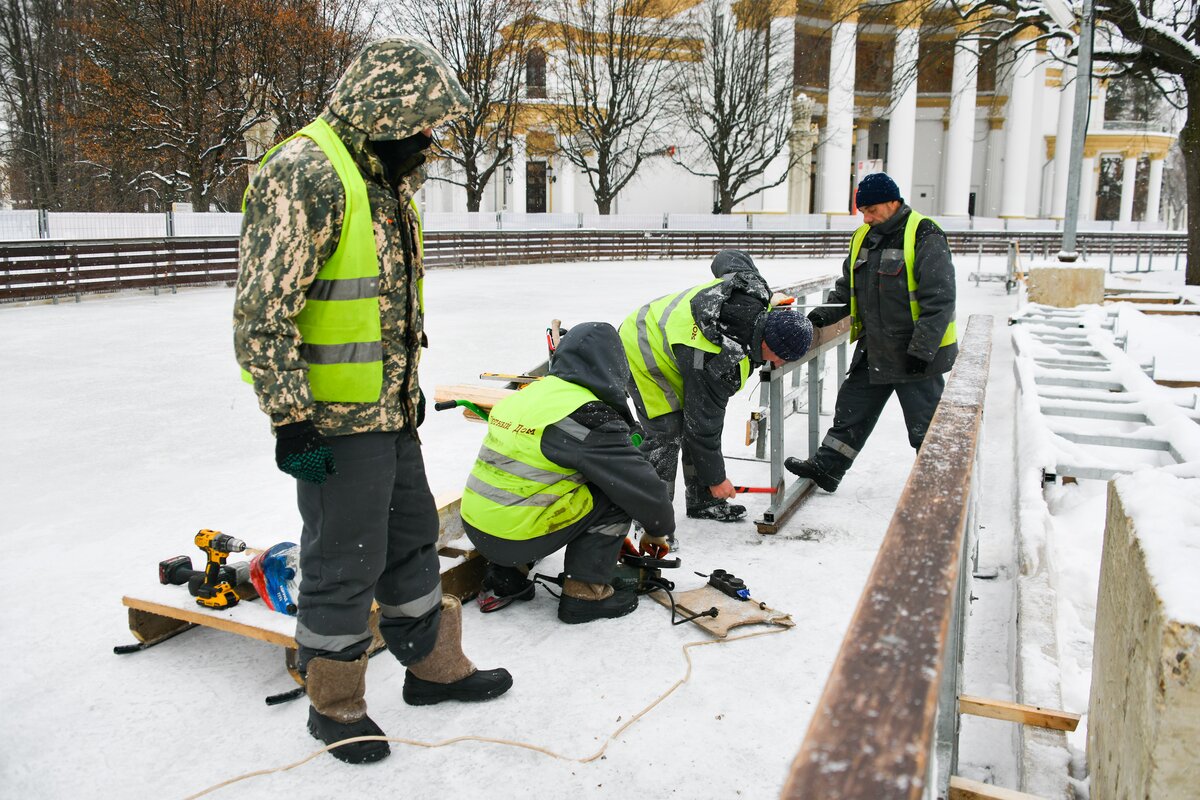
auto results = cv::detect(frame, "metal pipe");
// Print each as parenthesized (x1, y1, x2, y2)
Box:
(1058, 0, 1095, 261)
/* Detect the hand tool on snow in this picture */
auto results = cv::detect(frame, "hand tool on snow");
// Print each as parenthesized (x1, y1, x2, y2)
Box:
(732, 485, 776, 493)
(159, 555, 250, 599)
(193, 530, 249, 609)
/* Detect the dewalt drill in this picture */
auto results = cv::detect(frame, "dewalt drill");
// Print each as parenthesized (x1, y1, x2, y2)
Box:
(194, 529, 248, 609)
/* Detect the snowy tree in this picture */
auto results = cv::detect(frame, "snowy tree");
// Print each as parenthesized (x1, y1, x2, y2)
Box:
(673, 0, 800, 214)
(952, 0, 1200, 284)
(0, 0, 76, 209)
(391, 0, 537, 212)
(544, 0, 685, 215)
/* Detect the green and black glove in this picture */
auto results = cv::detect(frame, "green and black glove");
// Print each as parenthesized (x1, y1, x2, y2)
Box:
(274, 421, 336, 484)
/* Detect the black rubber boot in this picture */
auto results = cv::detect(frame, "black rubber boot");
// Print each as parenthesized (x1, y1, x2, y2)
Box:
(557, 578, 638, 624)
(402, 596, 513, 706)
(307, 707, 390, 764)
(477, 563, 536, 613)
(403, 668, 514, 705)
(686, 501, 747, 522)
(784, 457, 841, 492)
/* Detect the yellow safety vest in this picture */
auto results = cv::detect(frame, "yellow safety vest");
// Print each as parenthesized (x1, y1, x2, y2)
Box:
(847, 210, 957, 348)
(461, 377, 597, 539)
(619, 279, 752, 419)
(241, 117, 424, 402)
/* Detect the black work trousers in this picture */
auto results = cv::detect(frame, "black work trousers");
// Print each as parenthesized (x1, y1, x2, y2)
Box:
(295, 431, 442, 670)
(812, 357, 946, 480)
(627, 382, 713, 513)
(463, 490, 631, 585)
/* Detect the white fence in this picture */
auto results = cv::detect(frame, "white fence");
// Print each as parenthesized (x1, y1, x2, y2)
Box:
(0, 209, 1178, 241)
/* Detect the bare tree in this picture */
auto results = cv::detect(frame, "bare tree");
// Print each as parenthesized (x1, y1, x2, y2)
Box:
(673, 0, 799, 213)
(545, 0, 683, 214)
(392, 0, 536, 212)
(0, 0, 75, 209)
(262, 0, 376, 141)
(952, 0, 1200, 284)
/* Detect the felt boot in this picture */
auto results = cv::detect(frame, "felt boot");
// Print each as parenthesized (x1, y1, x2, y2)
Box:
(784, 457, 841, 492)
(557, 578, 638, 624)
(403, 595, 513, 706)
(305, 655, 390, 764)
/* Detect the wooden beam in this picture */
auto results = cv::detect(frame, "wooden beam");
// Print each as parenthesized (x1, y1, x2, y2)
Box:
(958, 695, 1080, 731)
(948, 776, 1047, 800)
(781, 315, 993, 799)
(433, 384, 515, 420)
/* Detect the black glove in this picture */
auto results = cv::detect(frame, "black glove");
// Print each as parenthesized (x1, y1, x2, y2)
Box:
(905, 354, 930, 375)
(274, 421, 336, 484)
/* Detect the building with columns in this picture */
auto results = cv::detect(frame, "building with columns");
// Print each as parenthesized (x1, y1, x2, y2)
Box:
(423, 1, 1177, 227)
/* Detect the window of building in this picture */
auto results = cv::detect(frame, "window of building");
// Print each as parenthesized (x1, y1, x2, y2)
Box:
(526, 47, 547, 99)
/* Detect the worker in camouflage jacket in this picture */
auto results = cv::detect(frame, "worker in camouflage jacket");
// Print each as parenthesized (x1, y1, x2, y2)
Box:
(460, 322, 676, 623)
(786, 172, 958, 493)
(234, 38, 511, 765)
(619, 251, 813, 536)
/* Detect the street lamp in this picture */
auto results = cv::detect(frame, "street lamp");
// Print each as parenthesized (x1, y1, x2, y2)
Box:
(504, 164, 514, 185)
(1050, 0, 1096, 262)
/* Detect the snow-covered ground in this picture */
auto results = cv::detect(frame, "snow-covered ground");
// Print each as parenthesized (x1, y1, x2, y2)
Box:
(1, 253, 1194, 798)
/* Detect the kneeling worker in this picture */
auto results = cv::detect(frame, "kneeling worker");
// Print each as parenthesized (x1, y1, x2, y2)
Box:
(460, 322, 675, 623)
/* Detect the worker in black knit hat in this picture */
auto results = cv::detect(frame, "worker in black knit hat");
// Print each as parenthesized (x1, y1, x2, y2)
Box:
(618, 250, 813, 540)
(786, 172, 958, 493)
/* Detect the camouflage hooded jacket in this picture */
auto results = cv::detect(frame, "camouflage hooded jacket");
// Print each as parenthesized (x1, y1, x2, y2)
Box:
(233, 38, 468, 436)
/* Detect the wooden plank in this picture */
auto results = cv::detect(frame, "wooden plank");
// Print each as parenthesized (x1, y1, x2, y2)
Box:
(433, 383, 516, 418)
(782, 315, 993, 800)
(123, 595, 298, 648)
(1154, 378, 1200, 389)
(948, 776, 1046, 800)
(958, 695, 1080, 731)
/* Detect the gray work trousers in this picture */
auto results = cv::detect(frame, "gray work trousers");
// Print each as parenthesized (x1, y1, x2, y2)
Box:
(812, 357, 946, 480)
(627, 381, 713, 513)
(295, 431, 442, 670)
(463, 491, 631, 585)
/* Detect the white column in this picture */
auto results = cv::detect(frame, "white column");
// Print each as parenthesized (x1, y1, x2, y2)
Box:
(820, 15, 857, 215)
(1050, 64, 1075, 219)
(1118, 152, 1138, 222)
(942, 33, 979, 217)
(887, 24, 919, 197)
(554, 156, 575, 214)
(854, 120, 870, 167)
(1000, 35, 1036, 218)
(509, 135, 526, 213)
(1078, 155, 1096, 221)
(1145, 157, 1164, 224)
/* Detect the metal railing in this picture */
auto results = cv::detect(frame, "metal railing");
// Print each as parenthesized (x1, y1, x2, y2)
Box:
(781, 315, 993, 799)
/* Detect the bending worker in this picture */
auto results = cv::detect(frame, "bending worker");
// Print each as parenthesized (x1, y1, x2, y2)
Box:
(786, 172, 957, 492)
(619, 250, 813, 531)
(460, 322, 675, 623)
(234, 38, 511, 765)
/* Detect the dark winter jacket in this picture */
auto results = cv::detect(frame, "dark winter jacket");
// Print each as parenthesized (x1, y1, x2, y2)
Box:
(541, 323, 676, 536)
(808, 205, 958, 383)
(673, 250, 772, 487)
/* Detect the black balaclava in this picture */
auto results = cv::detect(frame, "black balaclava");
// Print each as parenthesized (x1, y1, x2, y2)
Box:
(373, 131, 433, 187)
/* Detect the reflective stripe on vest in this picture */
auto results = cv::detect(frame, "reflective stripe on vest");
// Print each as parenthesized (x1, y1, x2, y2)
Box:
(847, 210, 957, 348)
(618, 279, 752, 419)
(460, 376, 597, 540)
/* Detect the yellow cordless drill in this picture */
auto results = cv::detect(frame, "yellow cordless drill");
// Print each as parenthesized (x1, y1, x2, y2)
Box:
(194, 529, 248, 609)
